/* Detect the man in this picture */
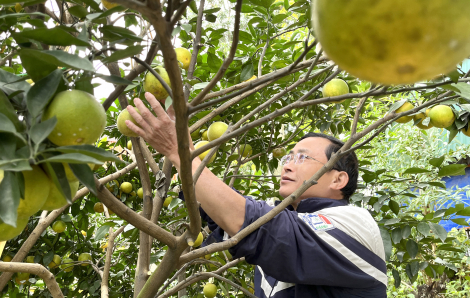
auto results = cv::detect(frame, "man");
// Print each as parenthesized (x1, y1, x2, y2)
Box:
(126, 92, 387, 298)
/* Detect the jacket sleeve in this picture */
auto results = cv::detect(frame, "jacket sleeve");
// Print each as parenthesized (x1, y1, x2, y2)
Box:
(228, 197, 388, 289)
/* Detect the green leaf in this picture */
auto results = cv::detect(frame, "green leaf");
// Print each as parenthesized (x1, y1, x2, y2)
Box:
(68, 5, 88, 19)
(26, 69, 63, 118)
(51, 145, 121, 163)
(30, 117, 57, 147)
(456, 207, 470, 216)
(389, 200, 399, 215)
(0, 113, 17, 134)
(20, 48, 95, 74)
(453, 82, 470, 100)
(401, 225, 411, 238)
(417, 222, 430, 237)
(384, 218, 400, 225)
(438, 164, 467, 177)
(43, 162, 71, 203)
(406, 239, 419, 258)
(429, 155, 445, 167)
(450, 218, 469, 225)
(403, 167, 431, 174)
(0, 171, 21, 226)
(448, 129, 458, 143)
(40, 153, 103, 164)
(12, 27, 89, 47)
(207, 52, 222, 72)
(389, 100, 406, 113)
(406, 262, 419, 281)
(0, 159, 32, 172)
(427, 181, 446, 188)
(392, 269, 401, 288)
(428, 222, 447, 242)
(69, 163, 97, 196)
(0, 133, 17, 160)
(379, 227, 392, 261)
(0, 90, 23, 131)
(240, 63, 254, 82)
(95, 222, 116, 240)
(248, 0, 274, 9)
(446, 69, 460, 83)
(101, 46, 145, 64)
(362, 172, 376, 183)
(391, 227, 402, 244)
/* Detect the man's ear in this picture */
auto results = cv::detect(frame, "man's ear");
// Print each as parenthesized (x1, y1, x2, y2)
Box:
(331, 171, 349, 191)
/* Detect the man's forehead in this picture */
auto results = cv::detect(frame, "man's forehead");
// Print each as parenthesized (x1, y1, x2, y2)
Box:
(290, 137, 332, 156)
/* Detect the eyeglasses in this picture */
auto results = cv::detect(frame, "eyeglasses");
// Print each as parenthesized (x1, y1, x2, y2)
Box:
(280, 153, 340, 171)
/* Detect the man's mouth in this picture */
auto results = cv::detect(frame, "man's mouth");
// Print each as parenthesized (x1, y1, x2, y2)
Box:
(281, 176, 294, 182)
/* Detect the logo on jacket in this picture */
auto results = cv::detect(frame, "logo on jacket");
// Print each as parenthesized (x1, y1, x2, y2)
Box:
(298, 213, 335, 232)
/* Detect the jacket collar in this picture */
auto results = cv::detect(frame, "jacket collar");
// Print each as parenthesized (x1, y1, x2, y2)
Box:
(281, 197, 348, 212)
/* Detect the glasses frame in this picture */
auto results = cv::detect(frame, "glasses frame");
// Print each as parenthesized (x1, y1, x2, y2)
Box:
(280, 153, 340, 171)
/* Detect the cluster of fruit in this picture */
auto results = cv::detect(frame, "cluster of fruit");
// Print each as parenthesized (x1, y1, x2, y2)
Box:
(0, 88, 108, 242)
(2, 252, 92, 285)
(393, 102, 467, 134)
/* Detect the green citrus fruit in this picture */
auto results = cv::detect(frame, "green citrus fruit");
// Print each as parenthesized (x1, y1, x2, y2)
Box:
(143, 67, 171, 100)
(203, 283, 217, 298)
(272, 147, 287, 158)
(42, 90, 106, 146)
(26, 256, 35, 263)
(322, 79, 349, 102)
(194, 141, 216, 164)
(78, 253, 92, 266)
(137, 188, 143, 199)
(52, 220, 66, 233)
(163, 196, 173, 208)
(2, 255, 12, 262)
(238, 144, 252, 157)
(191, 127, 201, 139)
(207, 122, 228, 141)
(117, 108, 141, 137)
(94, 202, 104, 213)
(0, 169, 4, 184)
(429, 105, 455, 128)
(461, 126, 470, 137)
(414, 110, 433, 130)
(48, 254, 61, 269)
(17, 166, 50, 217)
(41, 180, 79, 211)
(312, 0, 470, 85)
(0, 216, 29, 241)
(175, 48, 192, 71)
(394, 102, 414, 124)
(120, 182, 133, 194)
(201, 130, 208, 141)
(16, 272, 30, 281)
(60, 257, 74, 272)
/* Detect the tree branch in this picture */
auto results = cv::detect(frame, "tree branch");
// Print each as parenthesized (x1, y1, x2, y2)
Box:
(94, 177, 176, 249)
(188, 0, 242, 107)
(0, 263, 63, 298)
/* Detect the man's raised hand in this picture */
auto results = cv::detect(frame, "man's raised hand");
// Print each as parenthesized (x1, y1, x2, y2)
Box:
(126, 92, 179, 162)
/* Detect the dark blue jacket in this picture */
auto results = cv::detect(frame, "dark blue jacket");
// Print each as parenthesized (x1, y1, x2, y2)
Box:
(179, 191, 387, 297)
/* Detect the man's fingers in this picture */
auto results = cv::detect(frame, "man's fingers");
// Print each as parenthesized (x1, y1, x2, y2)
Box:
(145, 92, 169, 119)
(127, 104, 152, 132)
(125, 119, 146, 138)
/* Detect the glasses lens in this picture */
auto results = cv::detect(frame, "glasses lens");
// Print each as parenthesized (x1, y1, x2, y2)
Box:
(295, 153, 306, 164)
(281, 154, 292, 166)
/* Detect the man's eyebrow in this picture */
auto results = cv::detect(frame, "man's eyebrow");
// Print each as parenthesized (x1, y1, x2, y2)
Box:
(297, 148, 310, 153)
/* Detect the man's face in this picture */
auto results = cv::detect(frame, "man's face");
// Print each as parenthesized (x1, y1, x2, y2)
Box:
(279, 137, 341, 202)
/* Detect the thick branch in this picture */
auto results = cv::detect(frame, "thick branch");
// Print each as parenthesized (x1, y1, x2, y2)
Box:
(94, 177, 176, 248)
(0, 263, 63, 298)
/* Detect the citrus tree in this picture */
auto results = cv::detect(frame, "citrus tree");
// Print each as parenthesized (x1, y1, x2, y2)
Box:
(1, 0, 470, 297)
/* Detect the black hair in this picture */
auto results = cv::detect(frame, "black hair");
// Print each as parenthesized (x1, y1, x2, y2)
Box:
(299, 132, 358, 201)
